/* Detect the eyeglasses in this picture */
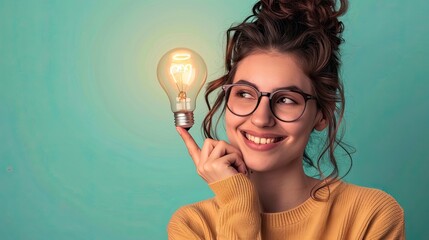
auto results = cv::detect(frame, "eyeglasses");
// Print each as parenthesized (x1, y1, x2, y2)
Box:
(222, 83, 316, 122)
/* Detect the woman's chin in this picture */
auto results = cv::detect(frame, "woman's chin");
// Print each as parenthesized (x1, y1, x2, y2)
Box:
(244, 159, 278, 173)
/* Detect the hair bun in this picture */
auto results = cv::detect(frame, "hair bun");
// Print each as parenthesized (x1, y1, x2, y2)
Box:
(254, 0, 347, 38)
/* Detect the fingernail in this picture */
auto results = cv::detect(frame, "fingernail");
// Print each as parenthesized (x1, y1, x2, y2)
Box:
(176, 127, 182, 135)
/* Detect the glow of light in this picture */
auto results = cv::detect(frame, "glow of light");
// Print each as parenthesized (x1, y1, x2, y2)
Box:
(172, 53, 191, 61)
(169, 63, 193, 92)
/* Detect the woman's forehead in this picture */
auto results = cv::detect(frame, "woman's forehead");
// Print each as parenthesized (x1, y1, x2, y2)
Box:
(233, 52, 313, 93)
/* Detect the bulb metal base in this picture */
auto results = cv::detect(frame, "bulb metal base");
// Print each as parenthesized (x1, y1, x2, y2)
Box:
(174, 111, 194, 129)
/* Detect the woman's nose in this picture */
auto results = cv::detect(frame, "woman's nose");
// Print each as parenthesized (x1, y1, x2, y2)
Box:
(250, 97, 276, 128)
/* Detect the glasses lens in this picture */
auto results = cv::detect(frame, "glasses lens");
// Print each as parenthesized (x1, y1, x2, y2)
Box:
(226, 85, 259, 116)
(271, 91, 306, 121)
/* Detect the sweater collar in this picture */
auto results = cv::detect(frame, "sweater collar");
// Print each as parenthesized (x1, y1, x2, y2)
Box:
(261, 180, 344, 226)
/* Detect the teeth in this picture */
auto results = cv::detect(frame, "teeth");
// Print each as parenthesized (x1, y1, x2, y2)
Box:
(245, 133, 280, 145)
(248, 134, 255, 142)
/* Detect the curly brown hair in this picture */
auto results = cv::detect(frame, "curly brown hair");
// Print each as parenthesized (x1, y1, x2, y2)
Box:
(202, 0, 353, 198)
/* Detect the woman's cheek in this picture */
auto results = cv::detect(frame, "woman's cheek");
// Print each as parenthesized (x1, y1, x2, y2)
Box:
(225, 112, 241, 148)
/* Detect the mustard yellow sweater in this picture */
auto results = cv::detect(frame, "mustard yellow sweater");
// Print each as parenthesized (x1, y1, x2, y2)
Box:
(168, 174, 404, 240)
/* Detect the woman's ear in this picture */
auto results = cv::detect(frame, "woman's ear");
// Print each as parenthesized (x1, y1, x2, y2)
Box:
(314, 110, 328, 131)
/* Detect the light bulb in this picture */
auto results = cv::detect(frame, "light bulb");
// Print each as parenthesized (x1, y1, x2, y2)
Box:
(157, 48, 207, 129)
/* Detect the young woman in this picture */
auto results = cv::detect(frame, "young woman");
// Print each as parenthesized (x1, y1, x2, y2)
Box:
(168, 0, 404, 239)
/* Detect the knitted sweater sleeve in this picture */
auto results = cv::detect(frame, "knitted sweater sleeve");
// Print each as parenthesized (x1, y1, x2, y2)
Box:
(168, 174, 262, 240)
(363, 190, 405, 239)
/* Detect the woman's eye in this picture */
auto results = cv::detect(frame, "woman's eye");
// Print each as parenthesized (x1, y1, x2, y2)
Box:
(277, 97, 296, 104)
(237, 91, 254, 99)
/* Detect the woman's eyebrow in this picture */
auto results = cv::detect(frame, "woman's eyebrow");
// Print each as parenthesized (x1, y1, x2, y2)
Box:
(273, 85, 304, 92)
(235, 79, 258, 88)
(235, 79, 305, 92)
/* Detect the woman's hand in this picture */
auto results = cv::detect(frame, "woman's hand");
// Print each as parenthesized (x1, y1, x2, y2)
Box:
(176, 127, 248, 184)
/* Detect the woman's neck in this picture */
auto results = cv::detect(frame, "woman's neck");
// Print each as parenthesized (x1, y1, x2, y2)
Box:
(249, 167, 319, 213)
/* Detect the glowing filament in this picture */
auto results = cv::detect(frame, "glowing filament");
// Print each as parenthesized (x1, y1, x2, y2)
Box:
(170, 63, 193, 99)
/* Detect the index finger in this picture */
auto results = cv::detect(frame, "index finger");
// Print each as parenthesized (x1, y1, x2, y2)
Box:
(176, 127, 201, 164)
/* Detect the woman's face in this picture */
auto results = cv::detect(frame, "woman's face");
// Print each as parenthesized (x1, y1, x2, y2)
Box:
(225, 51, 326, 173)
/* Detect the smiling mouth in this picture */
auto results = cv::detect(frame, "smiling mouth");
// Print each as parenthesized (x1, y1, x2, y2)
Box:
(243, 132, 285, 145)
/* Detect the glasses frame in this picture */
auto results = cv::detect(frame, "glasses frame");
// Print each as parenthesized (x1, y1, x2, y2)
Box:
(222, 83, 317, 122)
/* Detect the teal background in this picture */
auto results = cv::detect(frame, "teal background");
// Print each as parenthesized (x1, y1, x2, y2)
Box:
(1, 0, 428, 239)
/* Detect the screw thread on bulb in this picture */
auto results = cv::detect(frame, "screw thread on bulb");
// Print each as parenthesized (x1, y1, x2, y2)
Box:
(174, 111, 194, 129)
